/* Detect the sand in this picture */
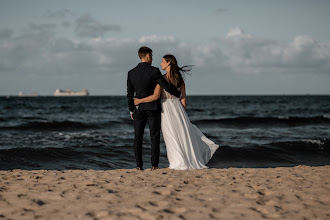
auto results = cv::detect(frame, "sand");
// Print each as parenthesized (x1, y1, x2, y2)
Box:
(0, 165, 329, 220)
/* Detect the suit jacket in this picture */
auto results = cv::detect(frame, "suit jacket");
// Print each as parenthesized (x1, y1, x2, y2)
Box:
(127, 62, 181, 112)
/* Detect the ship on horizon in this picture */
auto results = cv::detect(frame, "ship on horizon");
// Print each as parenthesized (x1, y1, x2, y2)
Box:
(53, 89, 89, 96)
(18, 91, 39, 97)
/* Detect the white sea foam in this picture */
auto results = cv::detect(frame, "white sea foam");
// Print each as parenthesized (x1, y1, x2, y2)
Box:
(302, 139, 324, 145)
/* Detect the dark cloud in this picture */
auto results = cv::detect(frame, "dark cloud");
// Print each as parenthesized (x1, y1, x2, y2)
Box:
(75, 14, 121, 38)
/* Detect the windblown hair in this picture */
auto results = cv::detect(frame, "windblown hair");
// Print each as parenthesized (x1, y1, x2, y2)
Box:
(138, 46, 152, 59)
(163, 54, 192, 88)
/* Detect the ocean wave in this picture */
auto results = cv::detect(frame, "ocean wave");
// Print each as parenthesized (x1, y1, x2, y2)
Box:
(0, 119, 133, 131)
(266, 139, 330, 151)
(193, 116, 330, 128)
(302, 139, 325, 145)
(208, 138, 330, 168)
(1, 139, 329, 170)
(0, 146, 119, 170)
(0, 116, 46, 124)
(0, 120, 101, 131)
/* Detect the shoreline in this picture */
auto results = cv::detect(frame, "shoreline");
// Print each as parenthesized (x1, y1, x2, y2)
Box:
(1, 165, 329, 219)
(2, 94, 330, 98)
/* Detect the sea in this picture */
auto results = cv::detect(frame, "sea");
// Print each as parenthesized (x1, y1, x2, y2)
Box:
(0, 95, 330, 170)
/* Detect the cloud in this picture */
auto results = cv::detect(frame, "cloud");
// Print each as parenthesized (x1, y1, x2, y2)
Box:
(0, 27, 133, 79)
(2, 27, 329, 77)
(1, 24, 329, 95)
(215, 8, 229, 14)
(224, 27, 330, 75)
(0, 28, 14, 39)
(138, 35, 176, 43)
(226, 27, 251, 39)
(28, 23, 57, 33)
(75, 14, 121, 38)
(0, 26, 225, 94)
(61, 21, 71, 28)
(42, 9, 74, 19)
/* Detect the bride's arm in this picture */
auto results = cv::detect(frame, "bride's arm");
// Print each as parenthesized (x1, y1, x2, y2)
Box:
(134, 84, 162, 105)
(181, 82, 186, 110)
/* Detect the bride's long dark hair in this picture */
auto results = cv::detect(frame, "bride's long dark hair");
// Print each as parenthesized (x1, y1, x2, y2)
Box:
(163, 54, 192, 88)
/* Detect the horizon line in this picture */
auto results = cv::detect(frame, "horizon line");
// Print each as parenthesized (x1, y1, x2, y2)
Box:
(1, 94, 330, 97)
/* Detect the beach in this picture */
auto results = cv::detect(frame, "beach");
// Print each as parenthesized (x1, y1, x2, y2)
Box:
(0, 165, 329, 220)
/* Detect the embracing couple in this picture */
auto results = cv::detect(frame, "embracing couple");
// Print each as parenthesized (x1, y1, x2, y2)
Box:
(127, 46, 219, 171)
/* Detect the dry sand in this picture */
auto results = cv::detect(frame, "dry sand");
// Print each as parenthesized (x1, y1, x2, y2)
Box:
(0, 165, 329, 220)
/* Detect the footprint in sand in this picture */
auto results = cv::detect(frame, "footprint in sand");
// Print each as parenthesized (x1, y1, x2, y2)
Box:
(163, 207, 186, 214)
(148, 201, 169, 207)
(32, 199, 46, 206)
(153, 190, 174, 196)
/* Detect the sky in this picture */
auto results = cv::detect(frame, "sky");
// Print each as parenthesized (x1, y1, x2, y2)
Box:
(0, 0, 330, 95)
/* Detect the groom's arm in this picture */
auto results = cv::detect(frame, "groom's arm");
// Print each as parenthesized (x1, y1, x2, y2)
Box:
(127, 72, 135, 114)
(154, 69, 181, 98)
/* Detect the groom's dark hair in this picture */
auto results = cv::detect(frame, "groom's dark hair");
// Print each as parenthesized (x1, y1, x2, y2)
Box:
(138, 46, 152, 59)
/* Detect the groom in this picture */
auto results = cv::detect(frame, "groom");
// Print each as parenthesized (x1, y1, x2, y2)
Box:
(127, 46, 181, 170)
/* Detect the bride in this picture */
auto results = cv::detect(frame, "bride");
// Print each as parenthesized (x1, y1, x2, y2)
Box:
(134, 54, 219, 170)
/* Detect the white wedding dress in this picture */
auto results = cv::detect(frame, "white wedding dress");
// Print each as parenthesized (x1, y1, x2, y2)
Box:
(160, 88, 219, 170)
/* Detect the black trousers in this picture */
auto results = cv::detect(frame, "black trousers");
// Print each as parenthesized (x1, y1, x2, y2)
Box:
(133, 109, 161, 169)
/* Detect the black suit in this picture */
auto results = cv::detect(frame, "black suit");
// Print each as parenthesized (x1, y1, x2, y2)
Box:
(127, 62, 180, 168)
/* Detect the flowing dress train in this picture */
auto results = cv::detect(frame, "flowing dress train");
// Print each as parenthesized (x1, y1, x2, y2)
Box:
(160, 89, 219, 170)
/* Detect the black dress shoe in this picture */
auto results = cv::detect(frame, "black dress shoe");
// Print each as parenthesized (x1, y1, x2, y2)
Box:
(151, 166, 160, 170)
(135, 167, 143, 170)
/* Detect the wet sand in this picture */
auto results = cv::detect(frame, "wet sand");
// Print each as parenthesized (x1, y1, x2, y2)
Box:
(0, 165, 329, 220)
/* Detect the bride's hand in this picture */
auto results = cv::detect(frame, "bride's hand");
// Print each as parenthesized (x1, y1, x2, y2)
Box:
(134, 98, 141, 105)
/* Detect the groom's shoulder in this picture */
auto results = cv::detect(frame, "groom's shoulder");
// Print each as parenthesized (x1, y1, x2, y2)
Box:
(128, 65, 140, 77)
(150, 65, 160, 72)
(128, 63, 160, 76)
